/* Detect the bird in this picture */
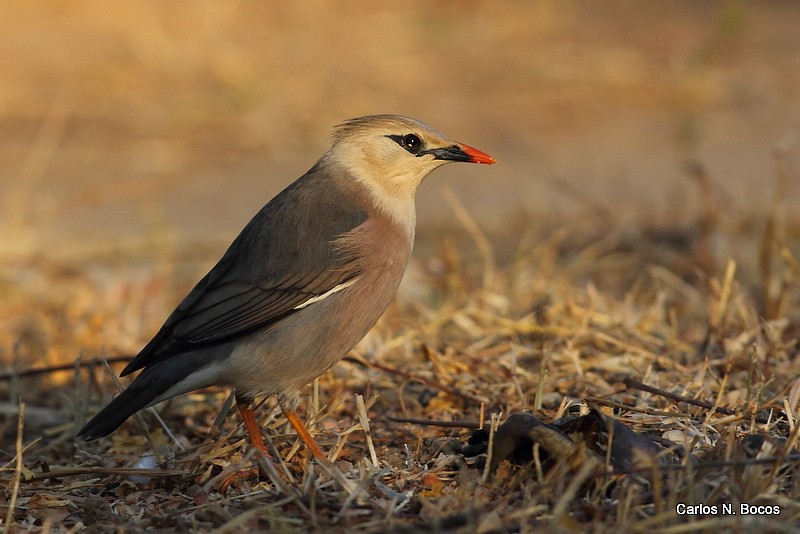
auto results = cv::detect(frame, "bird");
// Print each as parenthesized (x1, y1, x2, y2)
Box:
(77, 114, 495, 459)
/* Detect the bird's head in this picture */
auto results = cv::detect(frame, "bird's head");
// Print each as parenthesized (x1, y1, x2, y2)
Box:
(325, 115, 495, 203)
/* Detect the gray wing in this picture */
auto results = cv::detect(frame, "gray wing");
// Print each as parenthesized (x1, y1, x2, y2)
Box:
(121, 169, 367, 376)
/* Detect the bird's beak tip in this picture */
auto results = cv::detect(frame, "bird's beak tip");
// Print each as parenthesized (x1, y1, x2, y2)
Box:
(458, 142, 496, 165)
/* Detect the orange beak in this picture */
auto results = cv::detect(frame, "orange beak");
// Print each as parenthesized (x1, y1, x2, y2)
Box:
(457, 142, 496, 165)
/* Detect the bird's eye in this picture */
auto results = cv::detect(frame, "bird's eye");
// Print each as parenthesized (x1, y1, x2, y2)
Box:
(401, 133, 421, 152)
(387, 133, 425, 155)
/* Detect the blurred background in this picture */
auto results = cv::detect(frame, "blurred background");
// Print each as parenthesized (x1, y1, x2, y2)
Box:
(3, 3, 800, 526)
(1, 1, 799, 365)
(1, 0, 798, 258)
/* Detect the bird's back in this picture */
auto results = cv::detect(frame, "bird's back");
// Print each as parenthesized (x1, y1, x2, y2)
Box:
(122, 163, 373, 376)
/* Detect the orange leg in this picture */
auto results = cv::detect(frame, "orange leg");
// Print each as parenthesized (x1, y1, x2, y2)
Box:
(218, 401, 268, 492)
(279, 399, 327, 461)
(236, 395, 327, 460)
(220, 398, 328, 491)
(237, 402, 270, 457)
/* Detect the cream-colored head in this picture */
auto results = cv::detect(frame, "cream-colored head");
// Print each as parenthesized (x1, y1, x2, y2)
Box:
(323, 115, 494, 233)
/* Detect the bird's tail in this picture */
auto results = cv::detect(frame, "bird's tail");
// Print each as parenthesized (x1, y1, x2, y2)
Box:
(76, 350, 227, 440)
(76, 379, 161, 440)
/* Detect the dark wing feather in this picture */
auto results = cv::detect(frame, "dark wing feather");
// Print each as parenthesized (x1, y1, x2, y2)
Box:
(121, 168, 367, 376)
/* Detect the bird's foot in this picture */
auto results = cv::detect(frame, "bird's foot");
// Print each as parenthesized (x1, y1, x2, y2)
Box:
(218, 467, 260, 493)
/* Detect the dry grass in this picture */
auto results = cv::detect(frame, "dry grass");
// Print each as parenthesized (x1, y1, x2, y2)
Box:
(1, 173, 799, 532)
(2, 2, 800, 531)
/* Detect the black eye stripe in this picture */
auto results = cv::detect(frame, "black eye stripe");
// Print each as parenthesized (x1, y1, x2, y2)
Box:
(387, 133, 424, 155)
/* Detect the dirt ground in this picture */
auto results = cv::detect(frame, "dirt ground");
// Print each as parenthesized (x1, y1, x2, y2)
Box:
(1, 2, 800, 532)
